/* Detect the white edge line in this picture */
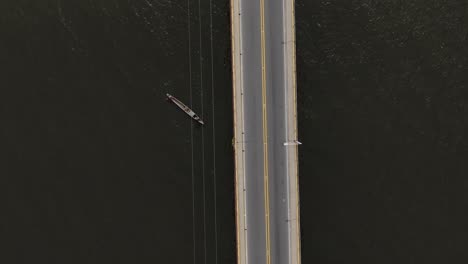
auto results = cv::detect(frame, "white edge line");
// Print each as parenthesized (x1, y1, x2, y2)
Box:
(281, 0, 292, 262)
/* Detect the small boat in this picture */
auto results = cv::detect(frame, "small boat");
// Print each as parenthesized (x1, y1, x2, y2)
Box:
(166, 93, 204, 125)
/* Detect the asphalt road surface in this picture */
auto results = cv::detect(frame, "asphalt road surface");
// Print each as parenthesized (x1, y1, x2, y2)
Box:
(232, 0, 300, 263)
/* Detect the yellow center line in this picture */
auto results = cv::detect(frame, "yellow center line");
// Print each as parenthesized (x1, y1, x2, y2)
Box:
(259, 0, 271, 263)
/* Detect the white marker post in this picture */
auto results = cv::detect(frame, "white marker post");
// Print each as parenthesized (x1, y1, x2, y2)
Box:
(283, 140, 302, 146)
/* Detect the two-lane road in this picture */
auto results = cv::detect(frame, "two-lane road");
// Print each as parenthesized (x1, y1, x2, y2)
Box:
(231, 0, 301, 263)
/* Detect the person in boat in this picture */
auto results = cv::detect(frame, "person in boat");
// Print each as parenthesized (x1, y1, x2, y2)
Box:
(192, 114, 201, 121)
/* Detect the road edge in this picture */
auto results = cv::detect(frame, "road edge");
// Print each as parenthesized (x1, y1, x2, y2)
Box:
(284, 0, 302, 263)
(230, 0, 247, 263)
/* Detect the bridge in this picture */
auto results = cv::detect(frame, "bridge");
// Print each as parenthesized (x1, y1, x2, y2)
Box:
(230, 0, 301, 263)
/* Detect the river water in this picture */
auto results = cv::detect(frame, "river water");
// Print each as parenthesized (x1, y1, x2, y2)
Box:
(1, 1, 234, 263)
(296, 0, 468, 263)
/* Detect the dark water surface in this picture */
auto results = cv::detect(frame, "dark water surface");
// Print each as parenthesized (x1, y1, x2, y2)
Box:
(5, 0, 467, 263)
(0, 1, 235, 263)
(297, 1, 468, 263)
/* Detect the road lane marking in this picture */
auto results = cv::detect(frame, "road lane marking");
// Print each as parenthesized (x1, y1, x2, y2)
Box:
(260, 0, 271, 263)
